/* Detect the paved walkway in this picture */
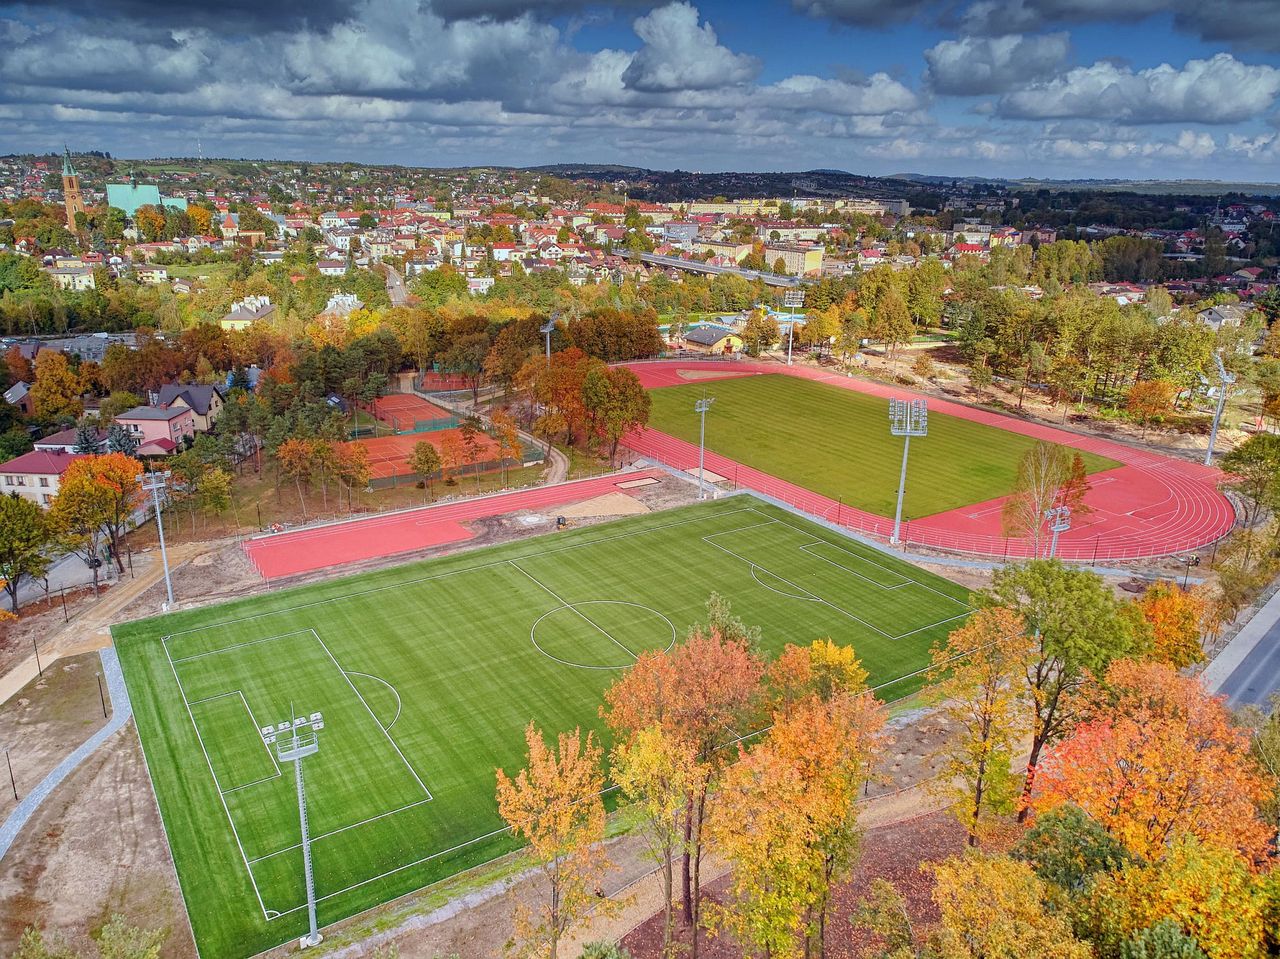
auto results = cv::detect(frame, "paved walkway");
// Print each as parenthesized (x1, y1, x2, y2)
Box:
(0, 645, 132, 861)
(0, 542, 203, 709)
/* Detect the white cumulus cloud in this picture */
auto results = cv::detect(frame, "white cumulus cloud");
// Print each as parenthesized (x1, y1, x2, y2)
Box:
(621, 2, 759, 93)
(998, 53, 1280, 124)
(925, 33, 1070, 95)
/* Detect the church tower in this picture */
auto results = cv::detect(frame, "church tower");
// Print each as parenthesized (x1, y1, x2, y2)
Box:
(61, 146, 85, 229)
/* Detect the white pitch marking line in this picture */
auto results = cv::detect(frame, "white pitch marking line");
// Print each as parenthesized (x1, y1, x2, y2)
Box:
(309, 629, 433, 800)
(344, 670, 405, 732)
(701, 529, 895, 639)
(749, 564, 820, 601)
(509, 562, 638, 662)
(162, 636, 273, 923)
(249, 797, 436, 865)
(797, 541, 911, 590)
(169, 628, 317, 664)
(707, 513, 973, 639)
(760, 511, 972, 609)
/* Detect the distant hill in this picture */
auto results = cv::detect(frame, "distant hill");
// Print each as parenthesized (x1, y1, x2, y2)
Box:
(893, 171, 1280, 198)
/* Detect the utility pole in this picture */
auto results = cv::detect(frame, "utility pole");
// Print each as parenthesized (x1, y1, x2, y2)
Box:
(695, 395, 715, 500)
(142, 471, 174, 609)
(265, 711, 326, 948)
(1205, 351, 1236, 466)
(888, 398, 927, 545)
(1044, 505, 1071, 559)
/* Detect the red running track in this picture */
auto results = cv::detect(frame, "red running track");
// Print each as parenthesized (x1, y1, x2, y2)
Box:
(243, 470, 664, 579)
(620, 360, 1235, 562)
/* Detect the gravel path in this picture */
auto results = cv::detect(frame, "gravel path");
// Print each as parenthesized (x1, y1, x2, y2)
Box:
(0, 645, 133, 861)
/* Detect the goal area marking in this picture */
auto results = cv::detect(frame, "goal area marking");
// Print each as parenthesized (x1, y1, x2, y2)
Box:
(162, 627, 433, 921)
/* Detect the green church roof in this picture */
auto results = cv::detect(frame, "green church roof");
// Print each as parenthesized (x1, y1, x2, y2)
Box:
(105, 182, 188, 217)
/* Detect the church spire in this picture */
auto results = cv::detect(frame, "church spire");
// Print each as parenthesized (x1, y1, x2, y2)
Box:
(61, 145, 86, 230)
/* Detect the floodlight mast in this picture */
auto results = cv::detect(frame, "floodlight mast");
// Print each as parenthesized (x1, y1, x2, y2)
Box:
(141, 470, 174, 608)
(1044, 505, 1071, 559)
(695, 395, 715, 500)
(540, 314, 558, 366)
(1204, 352, 1236, 466)
(888, 399, 927, 546)
(783, 290, 805, 366)
(268, 712, 325, 948)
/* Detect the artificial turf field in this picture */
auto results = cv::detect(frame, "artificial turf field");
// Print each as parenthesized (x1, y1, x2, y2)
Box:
(647, 374, 1121, 518)
(114, 495, 973, 959)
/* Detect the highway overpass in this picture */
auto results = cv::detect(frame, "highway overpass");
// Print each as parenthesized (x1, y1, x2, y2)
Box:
(629, 251, 804, 288)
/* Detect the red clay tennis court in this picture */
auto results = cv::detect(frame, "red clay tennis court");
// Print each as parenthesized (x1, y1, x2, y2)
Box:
(349, 430, 505, 480)
(621, 360, 1235, 562)
(368, 393, 453, 429)
(243, 470, 665, 579)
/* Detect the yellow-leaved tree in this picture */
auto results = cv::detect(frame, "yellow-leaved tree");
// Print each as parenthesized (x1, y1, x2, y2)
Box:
(1079, 835, 1268, 959)
(495, 723, 609, 959)
(928, 607, 1033, 846)
(612, 725, 705, 959)
(928, 853, 1091, 959)
(1134, 580, 1207, 668)
(707, 690, 884, 959)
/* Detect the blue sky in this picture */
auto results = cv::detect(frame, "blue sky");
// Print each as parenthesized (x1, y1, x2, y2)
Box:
(2, 0, 1280, 180)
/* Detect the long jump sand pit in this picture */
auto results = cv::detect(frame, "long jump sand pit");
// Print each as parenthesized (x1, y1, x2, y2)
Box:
(557, 491, 651, 519)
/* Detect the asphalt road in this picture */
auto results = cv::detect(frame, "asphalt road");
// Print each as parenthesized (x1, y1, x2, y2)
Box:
(1220, 619, 1280, 710)
(385, 265, 408, 306)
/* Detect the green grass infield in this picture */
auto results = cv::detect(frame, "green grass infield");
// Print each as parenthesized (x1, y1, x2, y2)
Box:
(648, 373, 1120, 518)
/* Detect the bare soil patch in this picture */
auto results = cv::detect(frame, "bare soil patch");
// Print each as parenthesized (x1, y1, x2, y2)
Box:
(0, 726, 196, 959)
(558, 492, 652, 519)
(0, 653, 109, 824)
(0, 586, 113, 678)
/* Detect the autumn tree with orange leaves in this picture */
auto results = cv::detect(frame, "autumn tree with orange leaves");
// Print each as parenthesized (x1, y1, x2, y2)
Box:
(275, 438, 315, 520)
(333, 442, 371, 509)
(495, 723, 610, 959)
(58, 453, 143, 575)
(928, 607, 1033, 846)
(602, 596, 764, 959)
(1135, 580, 1207, 668)
(767, 638, 870, 712)
(1033, 659, 1272, 861)
(707, 691, 884, 959)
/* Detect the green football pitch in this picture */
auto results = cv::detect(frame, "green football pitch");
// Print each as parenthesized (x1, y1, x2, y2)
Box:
(114, 496, 973, 959)
(648, 374, 1120, 518)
